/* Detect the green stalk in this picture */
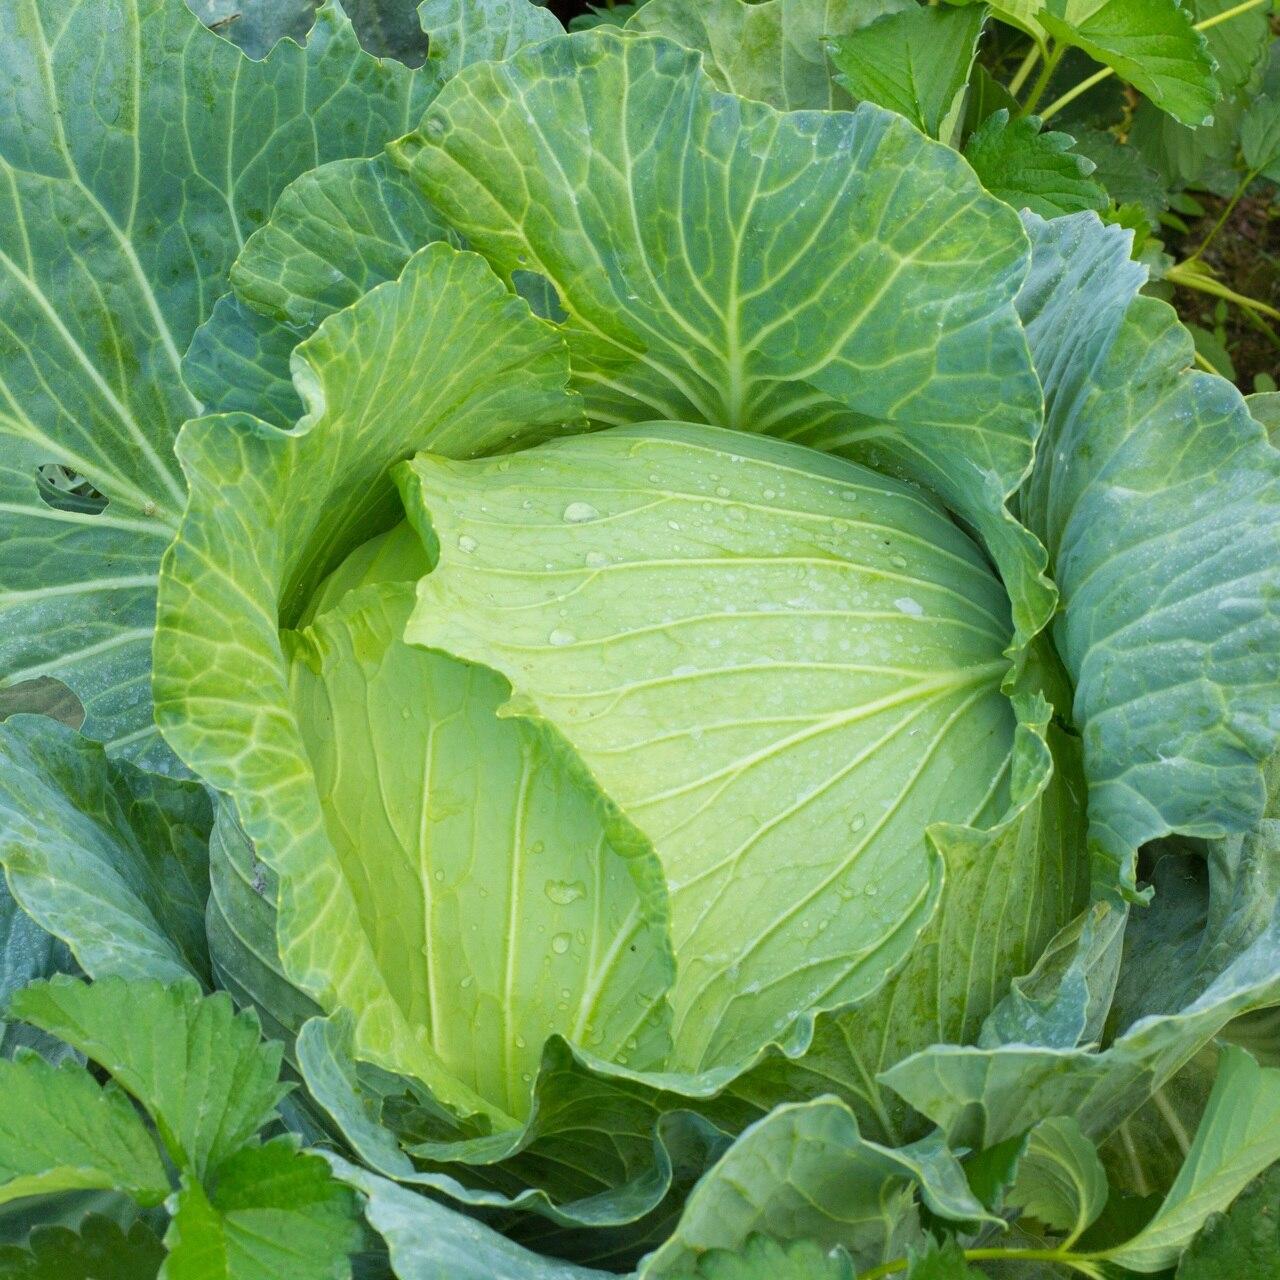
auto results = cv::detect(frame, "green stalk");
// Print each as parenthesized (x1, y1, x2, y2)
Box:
(858, 1246, 1105, 1279)
(1167, 262, 1280, 322)
(1186, 169, 1258, 262)
(1008, 44, 1043, 96)
(1020, 43, 1064, 115)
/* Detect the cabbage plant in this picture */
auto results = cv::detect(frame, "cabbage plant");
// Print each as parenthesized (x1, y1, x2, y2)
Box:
(0, 2, 1278, 1278)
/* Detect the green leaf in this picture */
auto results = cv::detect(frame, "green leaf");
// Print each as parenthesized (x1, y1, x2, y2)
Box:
(154, 241, 589, 1123)
(1038, 0, 1216, 126)
(205, 806, 323, 1047)
(161, 1140, 360, 1280)
(0, 1053, 168, 1207)
(0, 0, 435, 767)
(326, 1157, 613, 1280)
(1015, 212, 1280, 896)
(287, 582, 672, 1118)
(827, 5, 985, 140)
(1069, 128, 1168, 220)
(402, 424, 1014, 1071)
(0, 718, 211, 985)
(0, 880, 74, 1064)
(636, 1098, 977, 1275)
(394, 27, 1055, 647)
(1100, 1047, 1219, 1200)
(729, 703, 1088, 1145)
(1242, 93, 1280, 182)
(963, 111, 1109, 218)
(1176, 1161, 1280, 1278)
(979, 903, 1125, 1050)
(1106, 1046, 1280, 1271)
(904, 1238, 983, 1278)
(1007, 1117, 1108, 1245)
(0, 1215, 165, 1280)
(879, 906, 1280, 1150)
(11, 977, 285, 1179)
(665, 1236, 854, 1280)
(629, 0, 911, 109)
(1184, 0, 1272, 95)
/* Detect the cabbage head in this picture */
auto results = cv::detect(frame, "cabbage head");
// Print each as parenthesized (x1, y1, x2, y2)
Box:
(2, 12, 1265, 1277)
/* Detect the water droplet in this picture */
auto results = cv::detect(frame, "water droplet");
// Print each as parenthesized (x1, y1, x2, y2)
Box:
(715, 485, 730, 498)
(893, 597, 924, 617)
(848, 812, 866, 833)
(585, 550, 608, 568)
(667, 520, 681, 531)
(459, 975, 474, 990)
(563, 501, 599, 523)
(551, 932, 571, 954)
(889, 553, 907, 569)
(432, 870, 445, 882)
(457, 534, 477, 554)
(545, 879, 586, 906)
(549, 627, 576, 646)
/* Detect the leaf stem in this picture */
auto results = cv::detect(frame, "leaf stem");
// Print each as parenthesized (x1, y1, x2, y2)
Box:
(1186, 169, 1258, 262)
(1008, 45, 1043, 96)
(858, 1246, 1105, 1279)
(1020, 43, 1064, 115)
(1167, 262, 1280, 321)
(1036, 0, 1270, 122)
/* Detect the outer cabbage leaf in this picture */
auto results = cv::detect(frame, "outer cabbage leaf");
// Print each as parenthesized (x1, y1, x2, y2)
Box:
(0, 717, 211, 985)
(326, 1157, 615, 1280)
(635, 1098, 990, 1277)
(628, 0, 911, 109)
(1105, 1046, 1280, 1272)
(879, 900, 1280, 1150)
(154, 238, 674, 1136)
(296, 1013, 734, 1265)
(393, 28, 1055, 646)
(0, 0, 436, 767)
(1014, 212, 1280, 896)
(402, 423, 1016, 1070)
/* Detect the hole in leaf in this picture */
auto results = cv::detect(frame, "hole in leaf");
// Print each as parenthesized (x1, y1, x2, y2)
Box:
(0, 677, 85, 730)
(36, 464, 107, 515)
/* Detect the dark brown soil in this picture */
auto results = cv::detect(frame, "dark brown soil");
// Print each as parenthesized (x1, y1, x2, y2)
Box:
(1168, 190, 1280, 393)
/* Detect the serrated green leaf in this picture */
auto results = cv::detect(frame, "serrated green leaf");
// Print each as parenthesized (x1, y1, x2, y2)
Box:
(0, 1214, 164, 1280)
(402, 424, 1013, 1070)
(1038, 0, 1216, 127)
(161, 1140, 360, 1280)
(666, 1235, 854, 1280)
(394, 27, 1055, 647)
(0, 1053, 168, 1208)
(0, 718, 211, 985)
(1105, 1046, 1280, 1271)
(0, 0, 436, 767)
(1176, 1161, 1280, 1278)
(11, 978, 285, 1179)
(1008, 1117, 1109, 1245)
(964, 111, 1109, 218)
(827, 5, 985, 140)
(904, 1238, 982, 1278)
(1242, 93, 1280, 181)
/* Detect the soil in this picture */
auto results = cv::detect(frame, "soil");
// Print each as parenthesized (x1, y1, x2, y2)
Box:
(1167, 190, 1280, 394)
